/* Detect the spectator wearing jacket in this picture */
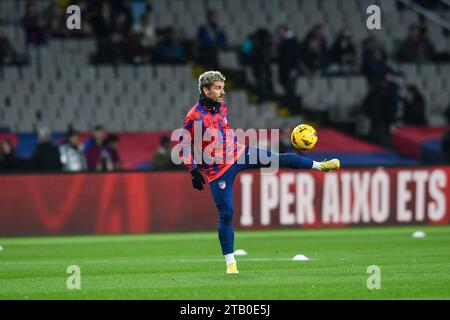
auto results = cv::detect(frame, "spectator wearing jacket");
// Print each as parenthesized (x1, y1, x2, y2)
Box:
(59, 130, 86, 172)
(31, 127, 62, 172)
(103, 134, 122, 171)
(276, 24, 301, 114)
(197, 9, 228, 69)
(84, 125, 106, 171)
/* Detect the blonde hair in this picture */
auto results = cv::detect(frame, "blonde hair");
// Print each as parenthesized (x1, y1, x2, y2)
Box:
(198, 71, 226, 93)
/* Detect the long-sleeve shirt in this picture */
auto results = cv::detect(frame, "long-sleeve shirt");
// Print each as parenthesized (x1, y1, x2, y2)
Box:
(180, 102, 244, 182)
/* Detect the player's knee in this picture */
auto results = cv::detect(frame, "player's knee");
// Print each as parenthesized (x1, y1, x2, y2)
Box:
(218, 208, 234, 226)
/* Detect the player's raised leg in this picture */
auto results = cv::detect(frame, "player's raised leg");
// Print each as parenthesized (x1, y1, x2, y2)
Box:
(278, 152, 340, 172)
(240, 146, 340, 172)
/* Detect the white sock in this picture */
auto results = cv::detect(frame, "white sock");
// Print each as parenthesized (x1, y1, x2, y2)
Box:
(312, 161, 322, 171)
(224, 253, 236, 265)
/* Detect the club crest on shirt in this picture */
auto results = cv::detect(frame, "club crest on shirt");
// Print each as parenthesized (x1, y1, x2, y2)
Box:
(223, 116, 227, 124)
(218, 180, 226, 189)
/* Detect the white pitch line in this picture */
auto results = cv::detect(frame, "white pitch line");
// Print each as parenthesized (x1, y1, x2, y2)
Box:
(0, 257, 308, 266)
(176, 258, 294, 262)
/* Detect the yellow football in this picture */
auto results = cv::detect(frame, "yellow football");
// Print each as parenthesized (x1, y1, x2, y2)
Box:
(290, 124, 318, 150)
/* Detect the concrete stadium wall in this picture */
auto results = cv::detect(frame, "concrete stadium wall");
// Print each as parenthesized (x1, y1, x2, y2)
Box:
(0, 166, 449, 237)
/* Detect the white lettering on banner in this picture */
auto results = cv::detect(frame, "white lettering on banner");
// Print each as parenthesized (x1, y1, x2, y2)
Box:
(296, 173, 315, 224)
(260, 175, 278, 225)
(240, 174, 254, 226)
(395, 169, 447, 222)
(352, 172, 371, 223)
(412, 171, 428, 222)
(371, 169, 390, 223)
(397, 171, 413, 222)
(340, 172, 352, 223)
(428, 170, 447, 221)
(322, 174, 340, 223)
(280, 173, 296, 225)
(246, 168, 447, 227)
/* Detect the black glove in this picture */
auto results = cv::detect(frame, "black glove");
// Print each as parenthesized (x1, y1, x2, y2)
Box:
(190, 167, 206, 190)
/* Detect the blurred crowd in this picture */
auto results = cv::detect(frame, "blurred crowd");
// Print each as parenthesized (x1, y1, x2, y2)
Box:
(241, 22, 450, 105)
(0, 123, 187, 173)
(1, 0, 448, 81)
(15, 0, 189, 64)
(238, 20, 450, 148)
(0, 0, 231, 66)
(0, 125, 123, 173)
(0, 0, 448, 70)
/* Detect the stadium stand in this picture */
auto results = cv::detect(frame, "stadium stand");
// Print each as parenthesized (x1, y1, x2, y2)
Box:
(392, 125, 450, 163)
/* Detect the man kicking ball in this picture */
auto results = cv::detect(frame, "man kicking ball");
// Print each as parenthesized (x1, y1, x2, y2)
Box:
(179, 71, 340, 274)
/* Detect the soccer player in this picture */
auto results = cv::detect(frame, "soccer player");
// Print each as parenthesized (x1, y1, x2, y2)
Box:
(180, 71, 340, 274)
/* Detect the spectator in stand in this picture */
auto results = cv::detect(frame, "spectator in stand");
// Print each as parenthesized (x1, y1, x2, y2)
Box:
(126, 11, 156, 64)
(22, 1, 48, 46)
(401, 85, 427, 125)
(42, 1, 65, 38)
(100, 13, 131, 64)
(133, 11, 156, 50)
(361, 35, 392, 85)
(330, 28, 357, 73)
(276, 24, 301, 114)
(302, 24, 329, 74)
(362, 74, 399, 147)
(398, 24, 435, 63)
(0, 30, 20, 66)
(0, 140, 21, 172)
(104, 134, 122, 171)
(90, 0, 115, 38)
(155, 27, 186, 64)
(84, 125, 107, 171)
(121, 31, 151, 64)
(59, 130, 87, 172)
(239, 33, 253, 65)
(151, 135, 179, 170)
(442, 130, 450, 163)
(91, 1, 116, 63)
(364, 48, 392, 85)
(362, 35, 386, 56)
(197, 9, 228, 69)
(131, 0, 153, 24)
(446, 103, 450, 124)
(30, 127, 62, 172)
(249, 29, 274, 103)
(112, 13, 131, 39)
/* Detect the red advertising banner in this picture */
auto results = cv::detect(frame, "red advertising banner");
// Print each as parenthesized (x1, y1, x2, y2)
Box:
(0, 166, 449, 237)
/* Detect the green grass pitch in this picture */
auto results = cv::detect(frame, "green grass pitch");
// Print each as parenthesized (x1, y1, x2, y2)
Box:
(1, 226, 449, 299)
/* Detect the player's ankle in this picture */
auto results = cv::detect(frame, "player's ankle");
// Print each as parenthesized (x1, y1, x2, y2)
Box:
(312, 161, 322, 171)
(224, 253, 236, 265)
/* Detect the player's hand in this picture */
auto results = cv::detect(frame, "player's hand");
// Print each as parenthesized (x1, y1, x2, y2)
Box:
(190, 168, 206, 190)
